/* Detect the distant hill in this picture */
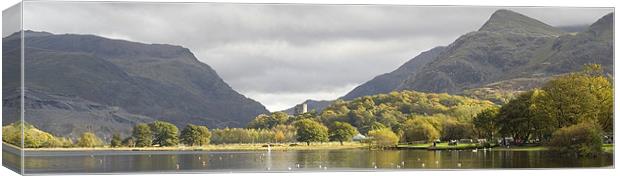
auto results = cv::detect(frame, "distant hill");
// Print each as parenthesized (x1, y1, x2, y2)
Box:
(343, 10, 613, 99)
(2, 31, 269, 139)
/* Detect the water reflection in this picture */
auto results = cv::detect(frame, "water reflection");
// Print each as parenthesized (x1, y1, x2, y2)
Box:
(17, 149, 613, 174)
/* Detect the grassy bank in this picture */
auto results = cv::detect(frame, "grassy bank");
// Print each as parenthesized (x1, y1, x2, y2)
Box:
(5, 142, 366, 152)
(397, 143, 482, 150)
(398, 143, 615, 152)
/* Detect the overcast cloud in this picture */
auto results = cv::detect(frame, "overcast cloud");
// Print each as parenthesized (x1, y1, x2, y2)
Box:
(20, 2, 613, 111)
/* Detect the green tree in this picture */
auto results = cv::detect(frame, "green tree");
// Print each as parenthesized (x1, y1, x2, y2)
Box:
(367, 128, 399, 149)
(180, 124, 212, 146)
(547, 122, 603, 156)
(534, 64, 613, 133)
(149, 121, 180, 147)
(77, 132, 102, 148)
(403, 118, 440, 143)
(329, 122, 358, 145)
(496, 90, 551, 142)
(441, 120, 473, 141)
(122, 137, 135, 147)
(110, 133, 122, 147)
(132, 123, 153, 147)
(472, 107, 499, 140)
(294, 119, 329, 146)
(247, 112, 290, 129)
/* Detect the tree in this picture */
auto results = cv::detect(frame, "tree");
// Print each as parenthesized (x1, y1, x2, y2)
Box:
(441, 120, 472, 141)
(534, 64, 613, 133)
(180, 124, 211, 146)
(274, 131, 286, 143)
(294, 119, 329, 146)
(403, 118, 440, 143)
(132, 123, 152, 147)
(110, 133, 122, 147)
(547, 122, 603, 156)
(367, 128, 399, 149)
(77, 132, 102, 148)
(247, 112, 290, 129)
(122, 137, 135, 147)
(472, 107, 499, 140)
(329, 122, 358, 145)
(149, 121, 180, 147)
(496, 90, 551, 143)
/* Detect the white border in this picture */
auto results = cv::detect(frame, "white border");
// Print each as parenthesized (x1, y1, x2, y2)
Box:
(1, 0, 618, 176)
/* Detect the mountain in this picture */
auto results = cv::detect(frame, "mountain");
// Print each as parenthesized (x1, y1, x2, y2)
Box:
(282, 99, 333, 115)
(2, 31, 269, 138)
(3, 89, 154, 140)
(342, 46, 445, 100)
(343, 10, 613, 99)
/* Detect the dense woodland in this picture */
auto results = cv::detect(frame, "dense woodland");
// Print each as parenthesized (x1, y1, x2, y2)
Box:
(2, 64, 613, 156)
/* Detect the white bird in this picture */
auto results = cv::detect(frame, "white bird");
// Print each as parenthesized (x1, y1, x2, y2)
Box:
(457, 163, 462, 167)
(288, 167, 292, 171)
(401, 161, 405, 165)
(198, 156, 201, 160)
(421, 163, 425, 167)
(396, 165, 401, 169)
(374, 165, 377, 169)
(296, 163, 300, 168)
(435, 160, 439, 164)
(176, 164, 180, 170)
(323, 166, 327, 170)
(472, 149, 478, 153)
(202, 161, 206, 166)
(266, 167, 270, 171)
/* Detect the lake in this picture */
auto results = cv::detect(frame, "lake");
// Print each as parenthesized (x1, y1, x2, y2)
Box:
(2, 147, 613, 174)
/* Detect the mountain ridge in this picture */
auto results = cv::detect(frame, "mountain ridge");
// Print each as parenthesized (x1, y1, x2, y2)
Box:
(343, 10, 613, 100)
(2, 31, 270, 138)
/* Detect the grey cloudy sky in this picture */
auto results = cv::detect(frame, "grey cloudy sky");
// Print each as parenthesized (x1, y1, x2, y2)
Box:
(20, 2, 613, 111)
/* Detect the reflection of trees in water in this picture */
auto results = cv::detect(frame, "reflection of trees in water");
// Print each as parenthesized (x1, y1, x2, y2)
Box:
(295, 150, 329, 169)
(372, 150, 401, 168)
(134, 154, 178, 171)
(324, 150, 359, 168)
(177, 154, 209, 170)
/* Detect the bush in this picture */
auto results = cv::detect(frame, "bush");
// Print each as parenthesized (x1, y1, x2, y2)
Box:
(547, 122, 603, 156)
(403, 118, 440, 143)
(368, 128, 399, 149)
(77, 132, 103, 148)
(2, 121, 72, 148)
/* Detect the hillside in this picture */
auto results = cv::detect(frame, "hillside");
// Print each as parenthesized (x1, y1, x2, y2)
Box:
(2, 31, 269, 139)
(343, 10, 614, 99)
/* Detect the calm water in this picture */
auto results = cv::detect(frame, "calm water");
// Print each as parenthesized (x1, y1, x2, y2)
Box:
(3, 147, 614, 174)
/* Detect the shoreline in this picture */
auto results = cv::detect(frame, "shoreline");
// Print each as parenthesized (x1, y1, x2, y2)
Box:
(3, 142, 367, 152)
(5, 142, 613, 153)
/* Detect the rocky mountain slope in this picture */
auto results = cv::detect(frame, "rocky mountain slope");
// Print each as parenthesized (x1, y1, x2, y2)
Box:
(2, 31, 269, 139)
(344, 10, 613, 99)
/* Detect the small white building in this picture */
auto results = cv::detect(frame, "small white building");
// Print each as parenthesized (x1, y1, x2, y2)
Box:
(294, 103, 308, 115)
(352, 134, 367, 141)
